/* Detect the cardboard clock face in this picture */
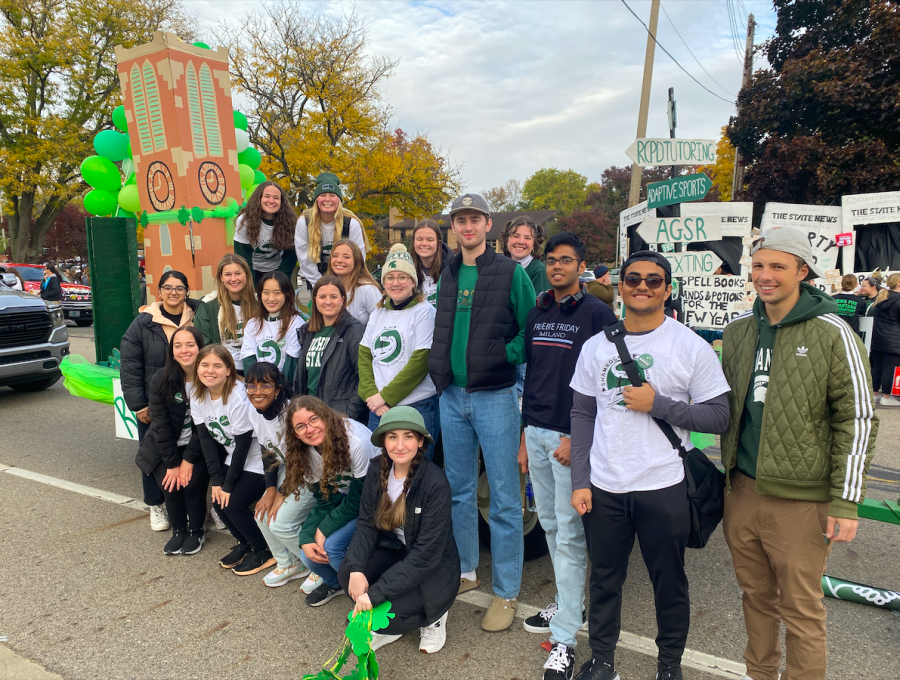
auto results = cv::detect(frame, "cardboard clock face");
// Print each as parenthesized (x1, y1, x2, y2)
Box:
(146, 161, 176, 211)
(198, 161, 227, 205)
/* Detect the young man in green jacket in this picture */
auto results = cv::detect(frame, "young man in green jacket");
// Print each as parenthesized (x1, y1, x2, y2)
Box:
(720, 227, 878, 680)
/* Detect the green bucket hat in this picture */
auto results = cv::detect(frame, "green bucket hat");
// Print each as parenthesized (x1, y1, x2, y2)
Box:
(369, 406, 434, 447)
(313, 172, 343, 202)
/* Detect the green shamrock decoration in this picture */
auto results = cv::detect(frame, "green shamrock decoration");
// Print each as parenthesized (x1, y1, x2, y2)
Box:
(191, 206, 205, 224)
(302, 602, 394, 680)
(177, 206, 191, 225)
(107, 348, 122, 370)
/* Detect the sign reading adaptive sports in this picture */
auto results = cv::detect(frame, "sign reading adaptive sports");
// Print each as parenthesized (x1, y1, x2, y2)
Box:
(646, 173, 712, 209)
(637, 216, 721, 246)
(626, 138, 717, 167)
(682, 275, 753, 330)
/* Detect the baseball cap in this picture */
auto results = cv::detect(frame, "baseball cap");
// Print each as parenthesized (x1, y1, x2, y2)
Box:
(594, 264, 609, 278)
(449, 193, 490, 218)
(750, 227, 824, 280)
(621, 250, 672, 284)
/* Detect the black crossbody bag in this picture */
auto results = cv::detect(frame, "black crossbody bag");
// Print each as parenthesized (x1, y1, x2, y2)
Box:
(604, 320, 725, 549)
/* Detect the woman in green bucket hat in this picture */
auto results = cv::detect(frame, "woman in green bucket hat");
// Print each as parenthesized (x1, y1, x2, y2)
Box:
(338, 406, 460, 655)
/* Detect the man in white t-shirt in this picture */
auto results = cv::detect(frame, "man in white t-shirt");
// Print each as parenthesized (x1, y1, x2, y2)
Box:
(568, 251, 731, 680)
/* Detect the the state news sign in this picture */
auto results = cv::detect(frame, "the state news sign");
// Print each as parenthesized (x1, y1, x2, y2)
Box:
(760, 203, 843, 286)
(840, 191, 900, 275)
(619, 201, 655, 264)
(680, 202, 753, 238)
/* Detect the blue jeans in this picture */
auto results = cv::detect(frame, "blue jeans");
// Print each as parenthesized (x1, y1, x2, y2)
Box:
(516, 363, 527, 397)
(256, 465, 316, 568)
(526, 425, 588, 646)
(440, 383, 523, 599)
(367, 394, 441, 460)
(299, 518, 358, 589)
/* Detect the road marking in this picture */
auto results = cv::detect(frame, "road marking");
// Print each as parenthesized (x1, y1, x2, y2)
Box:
(0, 463, 747, 678)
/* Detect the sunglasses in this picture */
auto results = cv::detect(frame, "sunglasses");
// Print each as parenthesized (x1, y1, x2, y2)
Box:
(622, 274, 666, 290)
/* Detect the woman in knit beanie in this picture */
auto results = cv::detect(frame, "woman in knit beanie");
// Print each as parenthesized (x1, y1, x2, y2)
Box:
(358, 244, 440, 459)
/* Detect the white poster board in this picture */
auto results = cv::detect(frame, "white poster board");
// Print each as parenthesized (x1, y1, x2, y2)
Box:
(760, 203, 843, 289)
(682, 275, 754, 330)
(841, 191, 900, 275)
(681, 202, 754, 276)
(113, 378, 139, 441)
(619, 201, 655, 266)
(859, 317, 874, 354)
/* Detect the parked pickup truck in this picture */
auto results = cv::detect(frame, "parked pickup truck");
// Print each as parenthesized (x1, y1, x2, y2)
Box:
(7, 263, 93, 326)
(0, 278, 70, 392)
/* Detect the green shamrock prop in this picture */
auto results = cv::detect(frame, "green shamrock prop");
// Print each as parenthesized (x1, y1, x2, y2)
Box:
(301, 602, 394, 680)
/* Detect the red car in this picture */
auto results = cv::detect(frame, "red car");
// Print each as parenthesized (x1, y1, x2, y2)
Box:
(7, 264, 93, 327)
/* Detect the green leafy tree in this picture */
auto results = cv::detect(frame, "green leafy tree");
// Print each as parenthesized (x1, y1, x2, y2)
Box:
(521, 168, 588, 216)
(727, 0, 900, 204)
(697, 127, 735, 202)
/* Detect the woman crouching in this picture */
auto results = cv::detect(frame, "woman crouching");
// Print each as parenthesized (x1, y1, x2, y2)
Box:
(339, 407, 460, 654)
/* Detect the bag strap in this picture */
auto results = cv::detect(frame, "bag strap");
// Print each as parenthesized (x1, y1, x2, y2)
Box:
(603, 321, 687, 459)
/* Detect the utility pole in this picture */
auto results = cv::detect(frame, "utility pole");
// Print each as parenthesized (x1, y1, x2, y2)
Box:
(667, 87, 677, 180)
(627, 0, 660, 208)
(731, 13, 755, 200)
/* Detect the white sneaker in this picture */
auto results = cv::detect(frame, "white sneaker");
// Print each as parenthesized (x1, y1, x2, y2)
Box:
(149, 504, 169, 532)
(208, 507, 227, 531)
(880, 395, 900, 407)
(419, 611, 447, 653)
(874, 394, 882, 405)
(263, 562, 310, 588)
(300, 572, 322, 595)
(370, 632, 402, 651)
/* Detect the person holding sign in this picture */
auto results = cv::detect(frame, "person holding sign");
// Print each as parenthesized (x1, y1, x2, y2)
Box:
(720, 227, 878, 680)
(569, 250, 731, 680)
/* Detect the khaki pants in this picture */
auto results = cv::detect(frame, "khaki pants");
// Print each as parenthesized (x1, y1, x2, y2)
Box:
(722, 471, 832, 680)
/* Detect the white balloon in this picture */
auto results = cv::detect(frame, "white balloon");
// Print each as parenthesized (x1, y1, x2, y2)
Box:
(235, 128, 250, 153)
(121, 158, 133, 178)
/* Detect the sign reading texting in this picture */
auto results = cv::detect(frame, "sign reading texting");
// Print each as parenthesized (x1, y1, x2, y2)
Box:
(662, 250, 723, 276)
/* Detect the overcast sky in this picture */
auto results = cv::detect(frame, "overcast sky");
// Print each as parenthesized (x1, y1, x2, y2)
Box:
(188, 0, 777, 193)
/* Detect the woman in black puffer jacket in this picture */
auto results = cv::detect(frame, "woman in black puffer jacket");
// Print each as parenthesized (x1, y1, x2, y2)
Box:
(871, 273, 900, 406)
(40, 263, 63, 301)
(120, 270, 198, 527)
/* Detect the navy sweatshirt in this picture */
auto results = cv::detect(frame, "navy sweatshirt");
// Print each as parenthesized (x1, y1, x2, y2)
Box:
(523, 291, 616, 434)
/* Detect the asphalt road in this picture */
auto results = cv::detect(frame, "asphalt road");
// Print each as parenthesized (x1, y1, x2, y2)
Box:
(0, 324, 898, 680)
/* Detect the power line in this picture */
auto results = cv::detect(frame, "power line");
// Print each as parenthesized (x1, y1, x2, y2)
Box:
(620, 0, 735, 105)
(660, 1, 736, 98)
(726, 0, 748, 65)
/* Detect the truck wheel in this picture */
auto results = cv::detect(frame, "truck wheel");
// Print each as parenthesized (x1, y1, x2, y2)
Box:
(477, 469, 549, 561)
(74, 320, 93, 327)
(10, 374, 61, 392)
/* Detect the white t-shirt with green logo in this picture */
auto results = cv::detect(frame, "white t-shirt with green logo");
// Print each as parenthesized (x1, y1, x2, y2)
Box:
(247, 406, 287, 464)
(190, 381, 264, 474)
(346, 284, 383, 326)
(360, 302, 437, 406)
(222, 302, 244, 366)
(176, 382, 193, 447)
(569, 316, 729, 493)
(234, 215, 281, 273)
(240, 315, 303, 373)
(294, 216, 366, 288)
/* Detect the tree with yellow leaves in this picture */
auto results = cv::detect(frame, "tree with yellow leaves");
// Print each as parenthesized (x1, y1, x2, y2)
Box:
(0, 0, 198, 263)
(216, 3, 460, 255)
(697, 127, 736, 202)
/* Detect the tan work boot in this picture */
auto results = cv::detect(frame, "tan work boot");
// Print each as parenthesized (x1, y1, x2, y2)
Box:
(458, 576, 481, 595)
(482, 596, 517, 632)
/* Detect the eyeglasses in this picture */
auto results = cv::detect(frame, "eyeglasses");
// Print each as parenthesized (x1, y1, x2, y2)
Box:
(622, 274, 666, 290)
(160, 285, 187, 294)
(382, 274, 411, 284)
(293, 415, 321, 434)
(245, 382, 276, 394)
(545, 257, 580, 267)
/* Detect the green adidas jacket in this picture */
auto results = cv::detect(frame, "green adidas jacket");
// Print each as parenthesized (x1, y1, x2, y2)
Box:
(721, 284, 878, 520)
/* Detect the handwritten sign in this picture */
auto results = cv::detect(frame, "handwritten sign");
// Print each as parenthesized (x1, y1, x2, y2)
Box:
(663, 250, 723, 276)
(760, 202, 843, 286)
(646, 173, 712, 209)
(113, 378, 139, 441)
(619, 200, 655, 264)
(625, 138, 717, 167)
(682, 275, 753, 330)
(637, 216, 722, 245)
(681, 202, 753, 238)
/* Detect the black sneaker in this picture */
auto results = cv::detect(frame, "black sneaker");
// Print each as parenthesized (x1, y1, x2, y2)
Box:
(573, 658, 620, 680)
(219, 543, 251, 569)
(525, 602, 557, 633)
(656, 663, 683, 680)
(305, 582, 343, 607)
(163, 528, 187, 555)
(181, 529, 205, 555)
(543, 642, 576, 680)
(232, 549, 276, 576)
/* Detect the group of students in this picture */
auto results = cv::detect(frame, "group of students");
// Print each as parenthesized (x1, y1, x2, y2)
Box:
(119, 187, 881, 680)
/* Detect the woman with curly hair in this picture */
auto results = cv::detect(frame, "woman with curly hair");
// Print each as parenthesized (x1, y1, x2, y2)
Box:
(339, 407, 459, 654)
(500, 216, 549, 294)
(234, 181, 299, 285)
(284, 395, 379, 607)
(326, 238, 382, 326)
(294, 172, 367, 290)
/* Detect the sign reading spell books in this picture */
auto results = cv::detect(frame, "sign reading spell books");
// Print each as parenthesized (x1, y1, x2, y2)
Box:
(681, 275, 755, 330)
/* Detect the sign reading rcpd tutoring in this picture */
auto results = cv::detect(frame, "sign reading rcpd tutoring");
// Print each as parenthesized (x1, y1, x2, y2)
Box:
(637, 216, 721, 245)
(626, 138, 717, 167)
(662, 250, 723, 276)
(646, 173, 712, 209)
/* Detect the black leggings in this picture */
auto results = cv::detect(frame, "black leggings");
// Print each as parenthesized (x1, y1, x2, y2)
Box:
(213, 464, 267, 552)
(337, 548, 433, 635)
(137, 419, 165, 507)
(150, 454, 210, 531)
(870, 350, 900, 394)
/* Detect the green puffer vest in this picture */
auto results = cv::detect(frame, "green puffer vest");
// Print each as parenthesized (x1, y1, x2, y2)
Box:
(721, 298, 878, 520)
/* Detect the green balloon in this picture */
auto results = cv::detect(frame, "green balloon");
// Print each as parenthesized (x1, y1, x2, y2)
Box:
(81, 155, 122, 192)
(117, 184, 142, 213)
(94, 130, 130, 162)
(84, 189, 118, 216)
(233, 110, 248, 131)
(246, 183, 260, 198)
(117, 209, 137, 220)
(193, 41, 211, 50)
(125, 173, 136, 185)
(112, 105, 128, 132)
(239, 164, 255, 189)
(253, 169, 266, 185)
(237, 146, 261, 170)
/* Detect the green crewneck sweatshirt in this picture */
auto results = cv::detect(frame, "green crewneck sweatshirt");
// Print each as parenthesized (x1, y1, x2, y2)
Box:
(736, 284, 840, 478)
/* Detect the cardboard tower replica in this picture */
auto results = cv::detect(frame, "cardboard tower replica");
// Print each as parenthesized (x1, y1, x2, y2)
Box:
(114, 32, 242, 300)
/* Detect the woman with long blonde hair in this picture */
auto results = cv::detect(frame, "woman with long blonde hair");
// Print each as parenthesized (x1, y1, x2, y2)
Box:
(327, 238, 382, 325)
(294, 172, 367, 290)
(194, 254, 258, 375)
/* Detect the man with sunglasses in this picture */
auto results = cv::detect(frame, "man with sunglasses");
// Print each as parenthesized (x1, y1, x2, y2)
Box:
(569, 250, 731, 680)
(518, 232, 616, 680)
(720, 227, 877, 680)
